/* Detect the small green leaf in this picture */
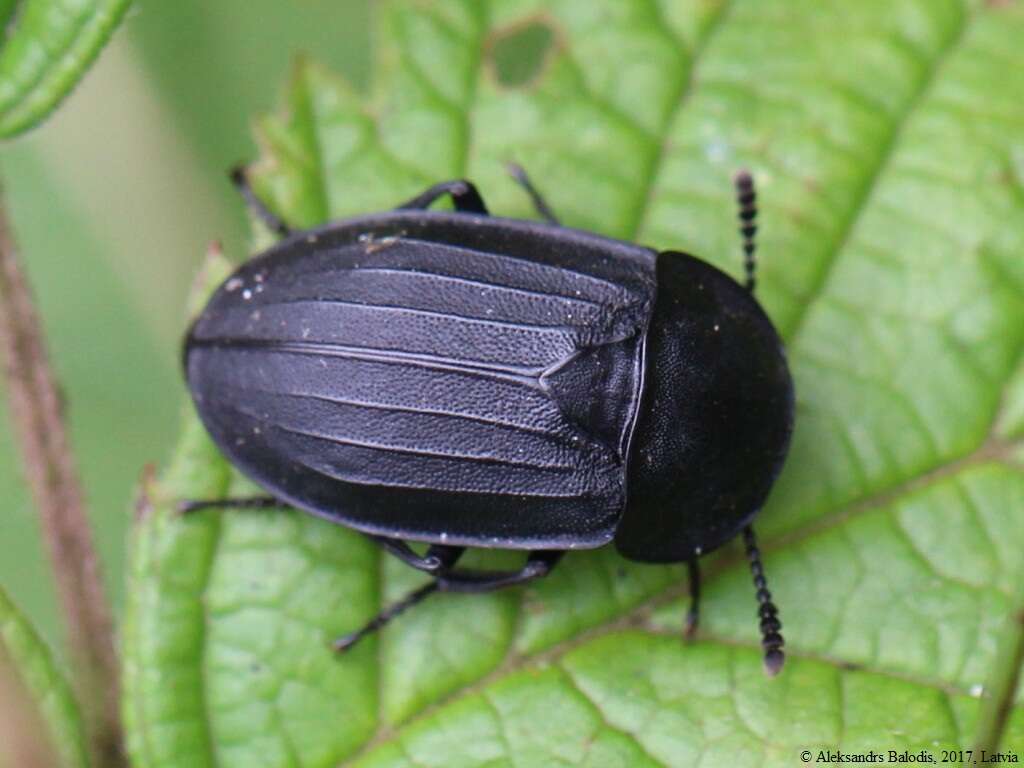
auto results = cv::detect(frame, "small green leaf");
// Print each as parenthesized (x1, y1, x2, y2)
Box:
(0, 1, 19, 29)
(125, 1, 1024, 764)
(0, 0, 133, 137)
(0, 585, 90, 768)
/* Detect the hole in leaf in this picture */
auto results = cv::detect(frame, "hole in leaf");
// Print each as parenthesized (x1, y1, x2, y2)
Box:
(489, 20, 556, 88)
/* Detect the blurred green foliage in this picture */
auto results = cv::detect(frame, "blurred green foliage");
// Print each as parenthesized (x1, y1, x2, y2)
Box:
(0, 585, 89, 768)
(0, 0, 133, 136)
(0, 0, 371, 647)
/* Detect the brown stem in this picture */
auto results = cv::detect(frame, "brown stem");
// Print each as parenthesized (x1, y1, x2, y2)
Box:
(0, 650, 61, 768)
(0, 186, 124, 766)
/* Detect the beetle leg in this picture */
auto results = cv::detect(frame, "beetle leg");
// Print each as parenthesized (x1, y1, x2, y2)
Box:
(332, 543, 466, 653)
(434, 550, 564, 593)
(177, 495, 281, 514)
(684, 558, 701, 640)
(396, 180, 489, 214)
(333, 581, 439, 653)
(506, 162, 560, 225)
(743, 525, 785, 676)
(368, 535, 465, 575)
(332, 549, 564, 654)
(229, 165, 292, 237)
(734, 170, 758, 292)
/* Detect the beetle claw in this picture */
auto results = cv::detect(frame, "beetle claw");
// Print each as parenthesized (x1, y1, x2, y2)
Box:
(684, 607, 699, 641)
(176, 499, 209, 515)
(332, 633, 361, 654)
(764, 649, 785, 677)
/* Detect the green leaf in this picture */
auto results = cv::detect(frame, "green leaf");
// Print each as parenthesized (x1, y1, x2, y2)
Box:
(124, 1, 1024, 764)
(0, 0, 133, 137)
(0, 585, 90, 768)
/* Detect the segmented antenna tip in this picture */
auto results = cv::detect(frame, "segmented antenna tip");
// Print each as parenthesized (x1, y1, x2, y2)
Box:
(743, 525, 785, 676)
(733, 170, 758, 291)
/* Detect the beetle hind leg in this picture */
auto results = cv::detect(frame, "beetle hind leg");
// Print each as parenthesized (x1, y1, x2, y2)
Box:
(333, 549, 564, 653)
(333, 581, 439, 652)
(435, 549, 564, 593)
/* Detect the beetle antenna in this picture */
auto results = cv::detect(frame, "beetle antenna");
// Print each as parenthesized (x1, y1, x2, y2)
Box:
(733, 170, 757, 292)
(333, 581, 438, 653)
(743, 525, 784, 675)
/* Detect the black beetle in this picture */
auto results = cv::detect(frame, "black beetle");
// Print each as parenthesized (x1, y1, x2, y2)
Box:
(182, 165, 793, 674)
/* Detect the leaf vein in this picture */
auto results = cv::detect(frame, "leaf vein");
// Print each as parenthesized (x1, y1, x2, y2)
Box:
(556, 663, 665, 767)
(629, 0, 735, 238)
(787, 6, 977, 341)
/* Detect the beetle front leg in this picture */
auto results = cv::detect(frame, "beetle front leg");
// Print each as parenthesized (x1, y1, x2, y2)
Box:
(397, 180, 489, 214)
(434, 549, 564, 593)
(684, 558, 701, 640)
(333, 550, 564, 653)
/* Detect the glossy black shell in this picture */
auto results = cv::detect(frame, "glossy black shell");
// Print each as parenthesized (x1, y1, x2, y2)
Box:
(185, 210, 793, 561)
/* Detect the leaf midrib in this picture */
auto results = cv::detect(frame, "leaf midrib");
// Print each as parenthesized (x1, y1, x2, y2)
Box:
(628, 0, 735, 240)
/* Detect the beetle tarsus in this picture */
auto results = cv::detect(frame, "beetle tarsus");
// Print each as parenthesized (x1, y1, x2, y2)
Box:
(177, 495, 281, 515)
(229, 165, 292, 237)
(684, 557, 701, 640)
(743, 525, 785, 675)
(733, 170, 758, 292)
(506, 162, 561, 225)
(333, 581, 439, 653)
(333, 550, 563, 653)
